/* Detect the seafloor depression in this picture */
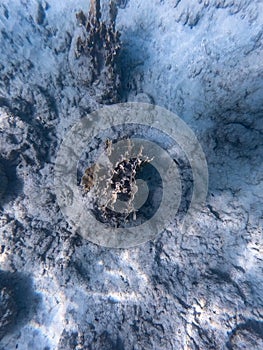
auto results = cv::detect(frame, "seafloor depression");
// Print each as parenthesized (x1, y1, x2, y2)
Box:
(0, 0, 263, 349)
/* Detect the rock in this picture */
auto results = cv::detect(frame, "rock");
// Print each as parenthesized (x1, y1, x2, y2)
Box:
(0, 164, 7, 199)
(0, 287, 17, 340)
(115, 0, 129, 9)
(227, 320, 263, 350)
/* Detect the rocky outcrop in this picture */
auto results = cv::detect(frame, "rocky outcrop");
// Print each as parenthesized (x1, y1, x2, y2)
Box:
(0, 287, 17, 340)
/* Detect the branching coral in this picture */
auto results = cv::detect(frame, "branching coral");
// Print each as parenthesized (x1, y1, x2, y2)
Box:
(81, 139, 153, 227)
(71, 0, 121, 104)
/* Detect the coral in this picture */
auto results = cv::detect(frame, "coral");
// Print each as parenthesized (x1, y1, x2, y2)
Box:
(81, 164, 98, 193)
(81, 139, 152, 226)
(70, 0, 121, 104)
